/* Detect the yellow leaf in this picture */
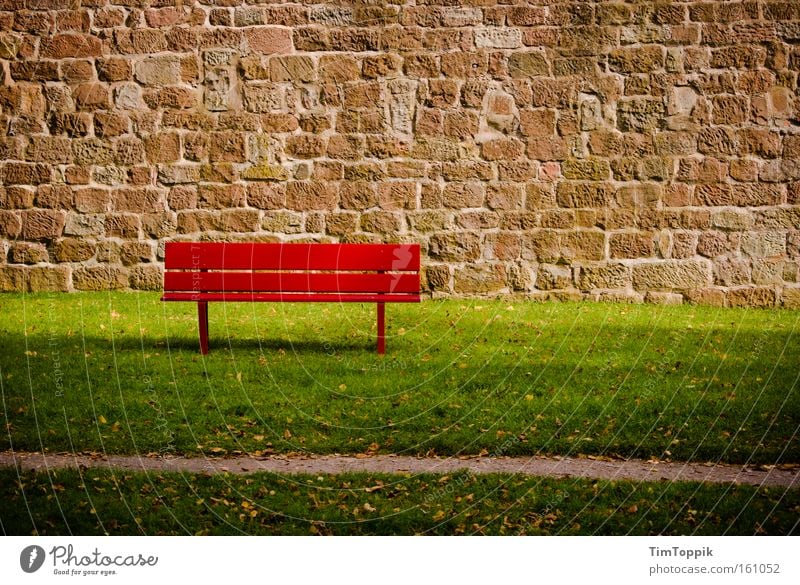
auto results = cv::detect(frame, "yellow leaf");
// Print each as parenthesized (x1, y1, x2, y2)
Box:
(253, 435, 264, 442)
(338, 384, 347, 390)
(363, 503, 375, 512)
(432, 510, 445, 521)
(111, 421, 121, 432)
(98, 415, 107, 424)
(236, 372, 242, 382)
(283, 429, 292, 440)
(525, 394, 533, 401)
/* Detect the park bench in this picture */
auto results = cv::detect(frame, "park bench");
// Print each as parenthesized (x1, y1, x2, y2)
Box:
(161, 242, 421, 355)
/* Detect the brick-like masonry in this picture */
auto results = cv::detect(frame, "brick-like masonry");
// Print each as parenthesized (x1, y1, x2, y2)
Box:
(1, 1, 799, 307)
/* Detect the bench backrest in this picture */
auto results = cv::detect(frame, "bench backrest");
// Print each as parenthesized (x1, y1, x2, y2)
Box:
(163, 242, 421, 295)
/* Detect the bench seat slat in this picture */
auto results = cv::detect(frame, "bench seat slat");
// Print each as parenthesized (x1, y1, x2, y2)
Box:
(164, 242, 420, 272)
(164, 271, 420, 294)
(162, 292, 421, 303)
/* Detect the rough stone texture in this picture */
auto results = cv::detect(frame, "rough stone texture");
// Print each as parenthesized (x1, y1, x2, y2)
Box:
(0, 2, 796, 307)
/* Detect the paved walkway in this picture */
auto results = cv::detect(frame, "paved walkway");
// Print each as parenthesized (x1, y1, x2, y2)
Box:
(1, 451, 797, 488)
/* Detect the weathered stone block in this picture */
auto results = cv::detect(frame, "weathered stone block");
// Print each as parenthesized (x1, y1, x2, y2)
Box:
(220, 209, 261, 232)
(9, 242, 48, 264)
(429, 232, 481, 262)
(454, 263, 507, 294)
(129, 264, 163, 291)
(556, 182, 615, 208)
(21, 209, 65, 240)
(713, 256, 752, 286)
(727, 287, 776, 308)
(561, 231, 606, 261)
(105, 214, 140, 238)
(27, 266, 70, 292)
(73, 265, 128, 291)
(198, 184, 246, 209)
(285, 182, 338, 211)
(0, 266, 26, 292)
(54, 238, 95, 262)
(610, 232, 654, 259)
(537, 264, 572, 290)
(361, 211, 401, 234)
(576, 263, 631, 290)
(521, 230, 560, 263)
(632, 260, 711, 291)
(64, 213, 104, 237)
(741, 232, 786, 258)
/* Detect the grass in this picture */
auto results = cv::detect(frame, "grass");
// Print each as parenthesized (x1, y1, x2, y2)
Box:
(0, 292, 798, 464)
(2, 468, 797, 536)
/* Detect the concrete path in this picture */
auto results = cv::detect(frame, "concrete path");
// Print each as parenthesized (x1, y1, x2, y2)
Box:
(1, 450, 798, 488)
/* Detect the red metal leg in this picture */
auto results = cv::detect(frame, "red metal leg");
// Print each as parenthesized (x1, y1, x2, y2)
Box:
(377, 302, 385, 355)
(198, 301, 209, 354)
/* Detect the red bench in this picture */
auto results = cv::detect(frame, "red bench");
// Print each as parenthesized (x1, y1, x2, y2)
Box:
(161, 242, 421, 355)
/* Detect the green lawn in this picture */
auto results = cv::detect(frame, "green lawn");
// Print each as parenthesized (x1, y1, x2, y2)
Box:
(2, 468, 797, 536)
(1, 292, 798, 464)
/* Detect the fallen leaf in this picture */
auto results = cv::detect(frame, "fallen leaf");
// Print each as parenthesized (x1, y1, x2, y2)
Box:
(98, 415, 107, 424)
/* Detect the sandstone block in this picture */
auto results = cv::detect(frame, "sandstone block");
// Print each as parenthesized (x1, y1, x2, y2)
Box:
(454, 263, 507, 294)
(521, 230, 560, 262)
(576, 263, 632, 290)
(73, 265, 128, 291)
(2, 163, 51, 185)
(782, 287, 800, 308)
(21, 209, 65, 240)
(9, 242, 48, 264)
(54, 238, 95, 262)
(429, 232, 481, 262)
(741, 232, 786, 258)
(105, 214, 140, 238)
(644, 291, 684, 305)
(64, 213, 103, 237)
(270, 56, 315, 82)
(129, 264, 163, 291)
(26, 266, 70, 292)
(727, 287, 776, 308)
(245, 27, 292, 54)
(556, 182, 614, 208)
(0, 266, 26, 292)
(537, 264, 573, 290)
(198, 184, 246, 209)
(209, 132, 246, 163)
(561, 230, 606, 261)
(141, 213, 177, 239)
(360, 211, 401, 234)
(285, 182, 338, 211)
(247, 184, 285, 210)
(632, 260, 711, 291)
(481, 138, 524, 161)
(713, 256, 752, 286)
(220, 209, 261, 232)
(508, 51, 549, 77)
(443, 183, 484, 209)
(425, 264, 451, 292)
(475, 28, 522, 49)
(41, 33, 101, 59)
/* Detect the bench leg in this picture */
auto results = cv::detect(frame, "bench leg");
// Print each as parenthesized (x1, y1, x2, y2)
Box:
(377, 301, 385, 355)
(198, 301, 209, 355)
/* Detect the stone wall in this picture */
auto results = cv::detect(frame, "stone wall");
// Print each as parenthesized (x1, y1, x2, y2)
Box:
(1, 0, 799, 307)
